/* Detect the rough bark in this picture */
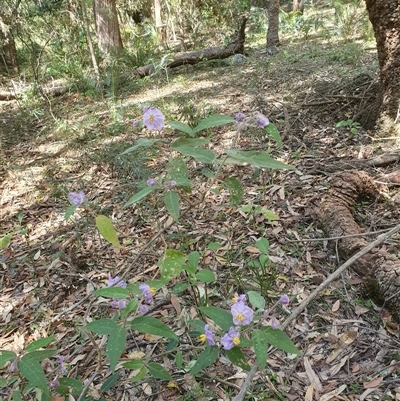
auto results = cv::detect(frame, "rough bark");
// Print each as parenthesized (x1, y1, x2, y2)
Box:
(93, 0, 123, 55)
(266, 0, 280, 50)
(320, 171, 400, 316)
(292, 0, 304, 13)
(133, 16, 247, 77)
(364, 0, 400, 134)
(154, 0, 166, 46)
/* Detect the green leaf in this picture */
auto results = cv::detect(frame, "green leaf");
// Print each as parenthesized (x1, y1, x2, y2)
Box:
(264, 123, 282, 147)
(96, 215, 121, 247)
(247, 291, 266, 311)
(225, 150, 295, 170)
(260, 327, 300, 354)
(148, 362, 172, 380)
(168, 121, 194, 136)
(172, 138, 209, 148)
(190, 346, 219, 376)
(120, 298, 138, 318)
(12, 391, 22, 401)
(107, 326, 127, 372)
(64, 205, 76, 222)
(131, 366, 147, 382)
(21, 349, 57, 362)
(0, 350, 17, 368)
(131, 316, 178, 340)
(188, 251, 200, 270)
(225, 347, 251, 371)
(252, 330, 269, 370)
(255, 237, 269, 254)
(192, 115, 235, 135)
(85, 318, 119, 335)
(160, 249, 186, 280)
(166, 157, 189, 181)
(25, 336, 56, 352)
(207, 242, 221, 250)
(0, 233, 13, 249)
(198, 307, 233, 331)
(174, 146, 215, 163)
(223, 177, 243, 207)
(240, 204, 253, 213)
(259, 208, 278, 220)
(124, 186, 155, 207)
(93, 287, 129, 299)
(195, 269, 215, 283)
(100, 372, 120, 392)
(122, 360, 144, 370)
(0, 377, 7, 387)
(121, 138, 160, 155)
(164, 191, 180, 221)
(172, 283, 190, 294)
(175, 351, 183, 370)
(57, 378, 84, 396)
(188, 320, 207, 333)
(18, 357, 48, 392)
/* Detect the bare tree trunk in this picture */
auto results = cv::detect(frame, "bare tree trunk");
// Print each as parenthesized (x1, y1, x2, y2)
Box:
(154, 0, 166, 46)
(292, 0, 304, 13)
(93, 0, 123, 55)
(266, 0, 280, 51)
(364, 0, 400, 134)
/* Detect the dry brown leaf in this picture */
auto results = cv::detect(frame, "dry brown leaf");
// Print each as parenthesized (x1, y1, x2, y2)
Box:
(319, 384, 346, 401)
(304, 357, 323, 392)
(331, 299, 340, 312)
(354, 305, 370, 315)
(170, 294, 181, 315)
(363, 376, 383, 388)
(305, 384, 314, 401)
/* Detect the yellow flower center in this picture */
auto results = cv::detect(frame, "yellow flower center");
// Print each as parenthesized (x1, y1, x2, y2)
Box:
(150, 287, 156, 294)
(199, 334, 206, 343)
(233, 337, 240, 346)
(149, 114, 155, 121)
(235, 313, 244, 322)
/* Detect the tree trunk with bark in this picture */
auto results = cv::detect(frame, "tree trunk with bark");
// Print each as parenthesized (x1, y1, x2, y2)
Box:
(266, 0, 280, 51)
(292, 0, 304, 13)
(93, 0, 123, 55)
(154, 0, 166, 46)
(364, 0, 400, 134)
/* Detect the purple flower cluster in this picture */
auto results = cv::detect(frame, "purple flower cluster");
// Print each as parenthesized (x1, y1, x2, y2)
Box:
(68, 191, 85, 207)
(200, 324, 215, 346)
(108, 274, 128, 309)
(139, 283, 156, 314)
(234, 112, 270, 129)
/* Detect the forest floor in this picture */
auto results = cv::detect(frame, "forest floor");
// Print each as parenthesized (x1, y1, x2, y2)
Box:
(1, 18, 400, 401)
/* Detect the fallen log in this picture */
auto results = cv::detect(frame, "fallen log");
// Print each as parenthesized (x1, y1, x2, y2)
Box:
(320, 170, 400, 316)
(134, 16, 247, 77)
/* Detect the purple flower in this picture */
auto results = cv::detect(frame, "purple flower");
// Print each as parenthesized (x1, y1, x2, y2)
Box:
(235, 113, 245, 122)
(139, 283, 156, 304)
(257, 115, 270, 128)
(279, 294, 289, 305)
(59, 356, 68, 376)
(143, 107, 165, 131)
(133, 120, 140, 127)
(221, 327, 241, 350)
(199, 324, 215, 346)
(232, 294, 246, 304)
(50, 380, 60, 388)
(231, 301, 254, 325)
(146, 178, 157, 187)
(139, 304, 148, 314)
(68, 191, 85, 207)
(110, 299, 127, 309)
(107, 274, 127, 288)
(167, 180, 177, 188)
(270, 317, 279, 329)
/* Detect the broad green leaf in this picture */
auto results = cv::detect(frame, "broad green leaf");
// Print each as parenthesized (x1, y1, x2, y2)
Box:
(335, 119, 352, 128)
(188, 251, 200, 270)
(260, 327, 300, 354)
(264, 123, 282, 147)
(107, 326, 127, 372)
(122, 360, 144, 370)
(0, 377, 7, 387)
(172, 283, 190, 294)
(168, 121, 194, 136)
(96, 215, 121, 247)
(56, 378, 84, 396)
(18, 357, 48, 391)
(252, 329, 269, 370)
(240, 204, 253, 213)
(175, 351, 183, 370)
(164, 191, 180, 221)
(195, 269, 215, 283)
(93, 287, 130, 299)
(85, 318, 119, 335)
(198, 307, 233, 331)
(190, 346, 219, 376)
(166, 157, 189, 181)
(121, 138, 160, 155)
(225, 347, 251, 371)
(148, 362, 172, 380)
(207, 242, 221, 250)
(247, 291, 266, 311)
(188, 320, 207, 333)
(255, 237, 269, 254)
(21, 349, 57, 362)
(120, 298, 139, 318)
(0, 233, 13, 249)
(192, 115, 235, 134)
(131, 366, 147, 382)
(0, 350, 16, 368)
(225, 150, 294, 170)
(172, 138, 209, 148)
(131, 316, 178, 340)
(64, 205, 76, 222)
(100, 372, 120, 392)
(25, 336, 56, 352)
(174, 146, 215, 163)
(12, 391, 22, 401)
(124, 186, 155, 207)
(160, 249, 186, 280)
(223, 177, 243, 207)
(260, 208, 279, 220)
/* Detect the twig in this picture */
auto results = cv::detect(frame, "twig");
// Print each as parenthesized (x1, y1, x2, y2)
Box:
(76, 371, 100, 401)
(232, 222, 400, 401)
